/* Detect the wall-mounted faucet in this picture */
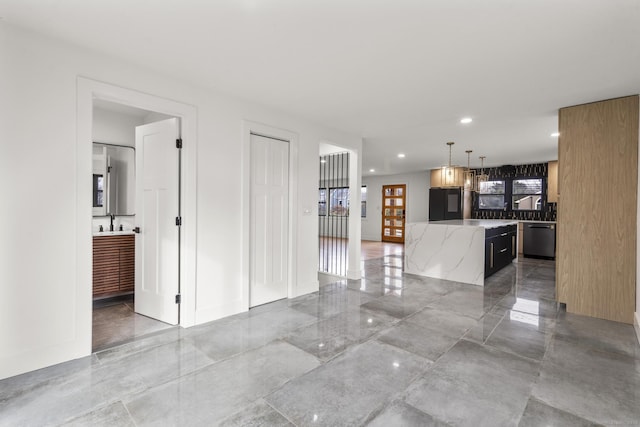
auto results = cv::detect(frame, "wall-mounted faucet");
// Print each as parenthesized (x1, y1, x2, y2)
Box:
(109, 214, 115, 232)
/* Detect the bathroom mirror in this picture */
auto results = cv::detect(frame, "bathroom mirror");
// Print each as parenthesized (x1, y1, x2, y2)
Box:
(92, 143, 135, 216)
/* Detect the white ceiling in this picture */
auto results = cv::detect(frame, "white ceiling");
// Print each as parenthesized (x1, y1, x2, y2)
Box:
(2, 0, 639, 175)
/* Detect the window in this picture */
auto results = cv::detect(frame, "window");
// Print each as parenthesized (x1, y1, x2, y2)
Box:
(512, 178, 543, 210)
(329, 187, 349, 216)
(319, 186, 367, 217)
(93, 174, 104, 208)
(318, 188, 327, 216)
(478, 180, 506, 209)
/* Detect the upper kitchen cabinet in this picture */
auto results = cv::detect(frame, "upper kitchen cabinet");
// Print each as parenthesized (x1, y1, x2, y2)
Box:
(547, 160, 558, 203)
(430, 169, 442, 188)
(557, 95, 638, 324)
(430, 167, 464, 188)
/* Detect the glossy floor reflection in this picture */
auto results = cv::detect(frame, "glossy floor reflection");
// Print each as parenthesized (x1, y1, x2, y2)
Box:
(2, 254, 639, 426)
(92, 296, 174, 352)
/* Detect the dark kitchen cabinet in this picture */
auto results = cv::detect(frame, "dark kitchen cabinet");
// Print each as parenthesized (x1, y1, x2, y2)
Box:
(429, 187, 463, 221)
(484, 225, 517, 278)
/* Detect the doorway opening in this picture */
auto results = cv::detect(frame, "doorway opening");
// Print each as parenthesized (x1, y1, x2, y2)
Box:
(317, 142, 362, 281)
(318, 151, 350, 276)
(90, 100, 177, 351)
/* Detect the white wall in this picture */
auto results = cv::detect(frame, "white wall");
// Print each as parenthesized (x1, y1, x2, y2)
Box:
(93, 107, 144, 147)
(361, 171, 430, 241)
(0, 22, 361, 379)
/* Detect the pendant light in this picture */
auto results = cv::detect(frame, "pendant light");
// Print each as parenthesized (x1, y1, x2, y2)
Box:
(464, 150, 476, 191)
(476, 156, 489, 191)
(441, 142, 461, 187)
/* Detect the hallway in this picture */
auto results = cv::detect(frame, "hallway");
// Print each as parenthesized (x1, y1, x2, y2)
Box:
(1, 251, 638, 426)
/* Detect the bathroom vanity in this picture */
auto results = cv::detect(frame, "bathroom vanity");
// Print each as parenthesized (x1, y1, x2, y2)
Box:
(93, 232, 135, 298)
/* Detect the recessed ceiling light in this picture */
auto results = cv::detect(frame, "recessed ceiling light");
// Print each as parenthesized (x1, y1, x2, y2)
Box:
(551, 132, 560, 137)
(460, 117, 473, 124)
(369, 168, 375, 172)
(397, 153, 405, 158)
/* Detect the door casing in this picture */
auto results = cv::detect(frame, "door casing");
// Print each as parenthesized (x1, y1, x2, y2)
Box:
(77, 78, 198, 357)
(241, 121, 299, 310)
(249, 134, 290, 307)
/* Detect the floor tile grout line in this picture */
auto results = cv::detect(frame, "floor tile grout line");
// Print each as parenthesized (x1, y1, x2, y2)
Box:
(477, 309, 507, 344)
(263, 397, 300, 426)
(13, 256, 637, 426)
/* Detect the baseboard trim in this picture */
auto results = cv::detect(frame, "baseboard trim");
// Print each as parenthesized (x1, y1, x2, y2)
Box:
(292, 280, 319, 298)
(194, 300, 245, 326)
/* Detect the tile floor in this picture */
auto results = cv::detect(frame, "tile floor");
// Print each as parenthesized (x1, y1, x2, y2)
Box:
(2, 254, 639, 426)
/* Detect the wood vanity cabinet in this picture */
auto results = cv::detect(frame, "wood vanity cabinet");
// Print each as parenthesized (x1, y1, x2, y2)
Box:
(93, 234, 134, 298)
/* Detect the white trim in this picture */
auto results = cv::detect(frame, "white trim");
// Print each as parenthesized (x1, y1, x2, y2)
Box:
(77, 78, 198, 353)
(347, 148, 362, 279)
(635, 312, 640, 345)
(242, 121, 299, 308)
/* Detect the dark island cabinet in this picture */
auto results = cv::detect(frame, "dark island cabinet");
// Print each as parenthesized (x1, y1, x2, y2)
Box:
(484, 225, 517, 278)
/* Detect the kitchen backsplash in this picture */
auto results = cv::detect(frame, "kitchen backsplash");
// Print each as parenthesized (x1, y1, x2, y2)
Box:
(471, 162, 557, 221)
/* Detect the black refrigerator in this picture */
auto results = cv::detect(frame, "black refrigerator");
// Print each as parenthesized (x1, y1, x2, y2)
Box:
(429, 187, 463, 221)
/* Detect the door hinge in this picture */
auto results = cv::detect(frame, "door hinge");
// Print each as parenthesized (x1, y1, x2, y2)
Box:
(175, 294, 181, 304)
(176, 138, 183, 149)
(175, 216, 182, 226)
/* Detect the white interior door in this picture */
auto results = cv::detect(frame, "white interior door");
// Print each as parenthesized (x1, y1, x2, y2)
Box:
(135, 118, 180, 324)
(250, 134, 289, 307)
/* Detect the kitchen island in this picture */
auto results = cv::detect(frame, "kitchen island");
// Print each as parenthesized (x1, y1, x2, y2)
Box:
(404, 219, 518, 286)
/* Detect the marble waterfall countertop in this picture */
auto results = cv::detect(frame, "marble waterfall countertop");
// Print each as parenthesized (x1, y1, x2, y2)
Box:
(404, 219, 517, 286)
(413, 219, 520, 228)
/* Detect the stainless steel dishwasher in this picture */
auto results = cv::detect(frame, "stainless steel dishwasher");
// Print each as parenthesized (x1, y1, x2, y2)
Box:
(523, 222, 556, 259)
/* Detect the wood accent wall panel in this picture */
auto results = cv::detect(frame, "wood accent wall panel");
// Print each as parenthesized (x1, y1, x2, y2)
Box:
(557, 95, 638, 324)
(517, 222, 524, 255)
(93, 234, 135, 298)
(547, 161, 558, 203)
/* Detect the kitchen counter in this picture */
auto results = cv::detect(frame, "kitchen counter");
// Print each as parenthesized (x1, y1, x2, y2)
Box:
(415, 219, 519, 228)
(404, 220, 518, 286)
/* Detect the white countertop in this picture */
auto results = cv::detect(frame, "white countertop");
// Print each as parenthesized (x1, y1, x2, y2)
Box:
(412, 219, 556, 228)
(412, 219, 519, 229)
(93, 230, 135, 236)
